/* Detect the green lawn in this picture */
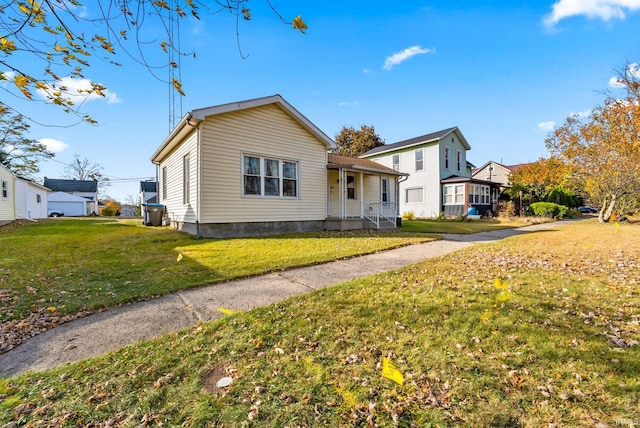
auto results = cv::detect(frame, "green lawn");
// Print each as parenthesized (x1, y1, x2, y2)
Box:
(1, 220, 638, 426)
(0, 218, 433, 322)
(401, 217, 531, 234)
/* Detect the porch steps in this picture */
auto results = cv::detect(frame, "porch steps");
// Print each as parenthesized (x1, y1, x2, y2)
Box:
(325, 217, 397, 231)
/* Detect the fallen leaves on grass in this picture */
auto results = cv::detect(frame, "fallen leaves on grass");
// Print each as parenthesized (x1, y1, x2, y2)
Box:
(0, 308, 92, 354)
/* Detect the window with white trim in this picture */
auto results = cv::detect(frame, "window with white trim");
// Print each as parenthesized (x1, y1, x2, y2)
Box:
(381, 178, 389, 203)
(444, 146, 450, 170)
(1, 180, 8, 199)
(415, 149, 424, 171)
(183, 154, 190, 204)
(346, 174, 356, 200)
(243, 155, 299, 198)
(468, 184, 490, 205)
(162, 167, 167, 201)
(456, 150, 462, 172)
(405, 187, 424, 203)
(36, 194, 41, 203)
(392, 154, 400, 171)
(444, 184, 464, 205)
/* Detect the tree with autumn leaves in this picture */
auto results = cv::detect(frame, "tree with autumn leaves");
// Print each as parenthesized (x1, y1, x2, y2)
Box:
(332, 125, 385, 157)
(0, 1, 307, 123)
(546, 62, 640, 222)
(506, 157, 579, 210)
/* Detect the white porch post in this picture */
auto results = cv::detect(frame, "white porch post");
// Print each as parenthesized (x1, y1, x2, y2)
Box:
(339, 168, 345, 219)
(359, 171, 364, 218)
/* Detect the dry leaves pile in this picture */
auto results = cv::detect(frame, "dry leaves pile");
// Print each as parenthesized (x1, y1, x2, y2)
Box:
(0, 303, 92, 354)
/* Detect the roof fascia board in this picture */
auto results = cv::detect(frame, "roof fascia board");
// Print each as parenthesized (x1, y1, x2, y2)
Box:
(362, 138, 441, 157)
(151, 95, 335, 164)
(150, 114, 200, 163)
(191, 94, 335, 149)
(327, 164, 408, 176)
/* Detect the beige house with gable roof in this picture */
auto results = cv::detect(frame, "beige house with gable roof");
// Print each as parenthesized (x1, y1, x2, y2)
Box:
(150, 95, 406, 237)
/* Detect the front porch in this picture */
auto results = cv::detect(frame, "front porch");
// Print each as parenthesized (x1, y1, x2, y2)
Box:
(326, 154, 407, 230)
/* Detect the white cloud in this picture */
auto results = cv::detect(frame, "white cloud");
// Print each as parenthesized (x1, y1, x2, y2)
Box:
(544, 0, 640, 27)
(608, 62, 640, 88)
(383, 45, 433, 70)
(569, 109, 592, 117)
(338, 101, 360, 107)
(36, 76, 121, 105)
(537, 121, 556, 131)
(609, 76, 626, 87)
(39, 138, 69, 153)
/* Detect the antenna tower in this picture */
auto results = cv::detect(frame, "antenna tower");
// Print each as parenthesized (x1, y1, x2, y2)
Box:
(168, 0, 183, 131)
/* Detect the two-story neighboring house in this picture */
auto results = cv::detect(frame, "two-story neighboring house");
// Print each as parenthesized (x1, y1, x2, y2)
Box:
(472, 161, 532, 210)
(361, 127, 500, 218)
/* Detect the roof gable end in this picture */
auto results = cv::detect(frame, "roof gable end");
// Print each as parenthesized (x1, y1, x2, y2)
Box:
(360, 126, 470, 157)
(151, 94, 335, 163)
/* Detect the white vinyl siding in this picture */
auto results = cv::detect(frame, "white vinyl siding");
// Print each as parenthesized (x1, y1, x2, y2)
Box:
(158, 132, 198, 223)
(198, 104, 327, 223)
(0, 166, 14, 222)
(15, 178, 49, 219)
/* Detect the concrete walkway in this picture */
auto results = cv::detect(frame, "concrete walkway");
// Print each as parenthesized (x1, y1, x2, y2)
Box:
(0, 221, 571, 378)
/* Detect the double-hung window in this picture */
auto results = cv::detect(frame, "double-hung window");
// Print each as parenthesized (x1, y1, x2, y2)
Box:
(381, 178, 389, 203)
(183, 155, 190, 204)
(456, 150, 462, 172)
(392, 154, 400, 171)
(444, 147, 450, 170)
(243, 155, 299, 198)
(444, 184, 464, 205)
(162, 167, 168, 201)
(1, 180, 8, 199)
(415, 149, 424, 171)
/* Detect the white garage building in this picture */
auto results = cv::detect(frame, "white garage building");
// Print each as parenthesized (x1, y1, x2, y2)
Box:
(47, 191, 91, 217)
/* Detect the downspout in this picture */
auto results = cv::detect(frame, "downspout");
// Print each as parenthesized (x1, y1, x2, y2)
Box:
(397, 175, 408, 218)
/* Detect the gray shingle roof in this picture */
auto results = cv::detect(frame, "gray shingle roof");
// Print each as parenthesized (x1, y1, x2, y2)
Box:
(43, 178, 98, 193)
(327, 154, 408, 176)
(361, 127, 465, 157)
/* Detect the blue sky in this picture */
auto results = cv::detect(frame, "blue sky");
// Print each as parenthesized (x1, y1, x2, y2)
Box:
(8, 1, 640, 201)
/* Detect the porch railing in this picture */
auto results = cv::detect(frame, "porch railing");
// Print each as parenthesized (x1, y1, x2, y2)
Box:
(365, 202, 397, 229)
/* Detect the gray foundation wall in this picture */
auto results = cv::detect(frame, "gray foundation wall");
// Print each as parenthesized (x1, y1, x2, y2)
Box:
(173, 220, 326, 238)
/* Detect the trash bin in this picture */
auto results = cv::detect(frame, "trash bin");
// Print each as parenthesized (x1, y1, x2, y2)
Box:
(144, 204, 165, 226)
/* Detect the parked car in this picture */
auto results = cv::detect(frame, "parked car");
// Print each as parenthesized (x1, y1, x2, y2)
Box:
(578, 206, 598, 213)
(48, 209, 64, 217)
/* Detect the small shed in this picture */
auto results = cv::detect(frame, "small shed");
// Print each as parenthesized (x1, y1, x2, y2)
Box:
(48, 191, 90, 216)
